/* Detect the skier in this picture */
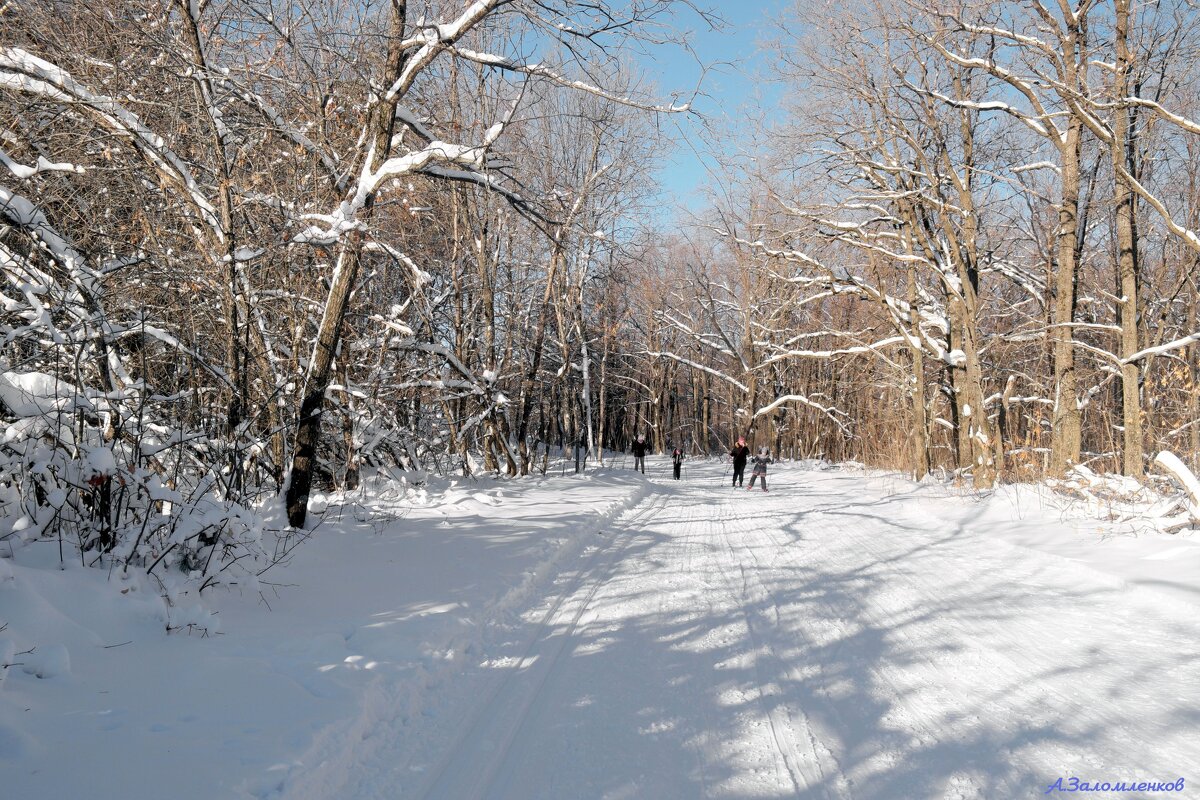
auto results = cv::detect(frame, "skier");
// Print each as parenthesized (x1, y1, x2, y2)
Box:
(631, 434, 649, 474)
(671, 445, 684, 480)
(729, 436, 750, 487)
(748, 446, 771, 492)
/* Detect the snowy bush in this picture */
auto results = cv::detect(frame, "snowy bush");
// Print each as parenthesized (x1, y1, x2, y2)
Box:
(0, 367, 268, 592)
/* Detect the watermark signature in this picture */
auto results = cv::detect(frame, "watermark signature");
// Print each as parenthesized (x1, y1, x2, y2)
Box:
(1046, 777, 1185, 793)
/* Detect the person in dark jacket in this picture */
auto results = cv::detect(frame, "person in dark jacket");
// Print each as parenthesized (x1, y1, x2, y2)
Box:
(729, 436, 750, 487)
(671, 445, 684, 480)
(748, 446, 771, 492)
(631, 434, 649, 474)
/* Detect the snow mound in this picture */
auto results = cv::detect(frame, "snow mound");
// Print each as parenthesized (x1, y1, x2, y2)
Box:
(20, 644, 70, 680)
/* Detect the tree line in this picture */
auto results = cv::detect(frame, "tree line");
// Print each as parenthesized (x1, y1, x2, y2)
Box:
(639, 0, 1200, 489)
(0, 0, 698, 588)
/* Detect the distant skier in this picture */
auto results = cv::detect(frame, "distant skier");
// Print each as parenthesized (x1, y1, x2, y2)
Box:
(631, 434, 649, 474)
(671, 445, 684, 480)
(729, 436, 750, 487)
(748, 446, 772, 492)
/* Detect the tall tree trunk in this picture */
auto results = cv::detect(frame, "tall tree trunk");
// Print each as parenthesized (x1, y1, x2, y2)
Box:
(576, 291, 596, 466)
(174, 0, 247, 496)
(598, 328, 609, 465)
(907, 264, 930, 480)
(1049, 117, 1084, 477)
(1113, 0, 1144, 478)
(946, 289, 993, 486)
(287, 1, 408, 527)
(1048, 12, 1090, 477)
(949, 72, 998, 487)
(1189, 277, 1199, 473)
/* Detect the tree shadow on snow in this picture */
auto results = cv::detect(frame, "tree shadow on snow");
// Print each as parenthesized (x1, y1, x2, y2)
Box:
(463, 472, 1200, 799)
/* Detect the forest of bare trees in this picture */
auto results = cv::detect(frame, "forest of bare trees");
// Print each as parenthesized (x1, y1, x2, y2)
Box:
(4, 0, 1200, 591)
(0, 0, 699, 585)
(648, 0, 1200, 496)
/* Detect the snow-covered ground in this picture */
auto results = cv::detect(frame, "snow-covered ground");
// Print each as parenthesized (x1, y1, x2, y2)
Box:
(2, 459, 1199, 798)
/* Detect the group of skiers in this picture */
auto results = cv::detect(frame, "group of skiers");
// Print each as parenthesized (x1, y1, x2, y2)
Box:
(727, 436, 770, 491)
(631, 435, 688, 480)
(628, 434, 771, 491)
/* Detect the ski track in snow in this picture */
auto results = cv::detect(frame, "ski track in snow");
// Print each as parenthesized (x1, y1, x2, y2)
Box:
(283, 463, 1200, 799)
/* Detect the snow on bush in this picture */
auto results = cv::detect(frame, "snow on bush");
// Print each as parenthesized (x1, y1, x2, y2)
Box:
(0, 183, 272, 623)
(0, 369, 268, 599)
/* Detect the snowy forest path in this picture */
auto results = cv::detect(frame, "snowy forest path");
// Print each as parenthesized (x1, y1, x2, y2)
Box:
(284, 461, 1200, 799)
(407, 491, 675, 800)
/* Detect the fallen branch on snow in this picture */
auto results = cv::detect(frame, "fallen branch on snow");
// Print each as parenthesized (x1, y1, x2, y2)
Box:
(1152, 452, 1200, 532)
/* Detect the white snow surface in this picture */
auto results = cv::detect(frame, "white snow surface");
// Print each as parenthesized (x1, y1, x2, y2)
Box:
(2, 460, 1199, 798)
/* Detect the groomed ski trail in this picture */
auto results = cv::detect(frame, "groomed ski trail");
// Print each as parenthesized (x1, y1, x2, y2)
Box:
(282, 461, 1200, 799)
(410, 493, 676, 800)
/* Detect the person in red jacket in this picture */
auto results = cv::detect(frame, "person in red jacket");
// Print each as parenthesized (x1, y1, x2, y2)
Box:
(729, 436, 750, 487)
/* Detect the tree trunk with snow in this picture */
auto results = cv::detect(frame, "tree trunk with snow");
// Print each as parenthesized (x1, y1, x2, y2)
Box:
(907, 263, 930, 480)
(287, 2, 408, 528)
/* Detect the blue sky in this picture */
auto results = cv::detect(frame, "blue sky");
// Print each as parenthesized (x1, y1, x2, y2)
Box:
(641, 0, 790, 212)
